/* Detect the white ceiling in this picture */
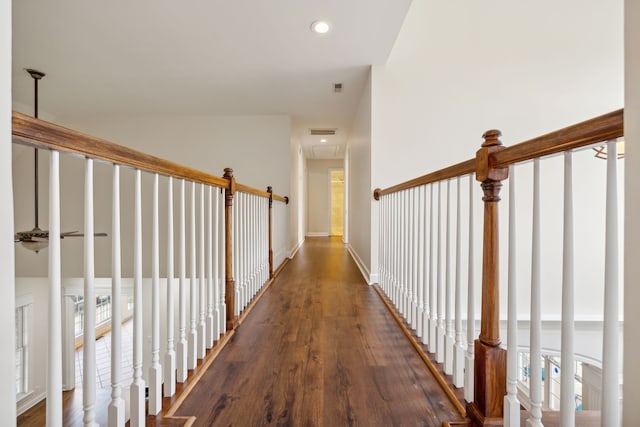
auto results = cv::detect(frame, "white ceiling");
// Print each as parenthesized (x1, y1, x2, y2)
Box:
(12, 0, 411, 159)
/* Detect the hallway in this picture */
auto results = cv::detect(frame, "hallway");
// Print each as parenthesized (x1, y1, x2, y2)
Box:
(170, 237, 462, 426)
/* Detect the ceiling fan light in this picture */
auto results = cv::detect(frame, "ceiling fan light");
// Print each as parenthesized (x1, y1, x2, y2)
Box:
(21, 240, 48, 253)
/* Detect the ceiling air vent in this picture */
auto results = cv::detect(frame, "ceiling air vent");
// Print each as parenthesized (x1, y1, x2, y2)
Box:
(309, 128, 336, 136)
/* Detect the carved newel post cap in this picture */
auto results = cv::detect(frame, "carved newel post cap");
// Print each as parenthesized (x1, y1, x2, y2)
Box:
(373, 188, 381, 201)
(223, 167, 234, 178)
(482, 129, 502, 147)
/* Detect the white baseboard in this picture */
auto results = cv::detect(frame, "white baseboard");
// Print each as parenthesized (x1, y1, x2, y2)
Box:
(289, 238, 304, 258)
(17, 390, 46, 416)
(306, 232, 329, 237)
(346, 244, 373, 285)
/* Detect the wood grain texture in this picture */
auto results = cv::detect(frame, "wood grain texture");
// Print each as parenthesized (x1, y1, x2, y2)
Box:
(12, 112, 229, 189)
(172, 237, 463, 426)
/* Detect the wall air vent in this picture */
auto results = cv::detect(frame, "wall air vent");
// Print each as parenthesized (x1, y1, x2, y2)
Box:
(334, 83, 343, 93)
(309, 128, 337, 136)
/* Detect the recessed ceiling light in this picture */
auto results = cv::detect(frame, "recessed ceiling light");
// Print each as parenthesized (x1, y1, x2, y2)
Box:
(320, 139, 327, 143)
(311, 20, 331, 34)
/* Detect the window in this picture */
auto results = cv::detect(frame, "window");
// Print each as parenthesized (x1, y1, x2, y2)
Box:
(74, 295, 113, 337)
(15, 304, 29, 397)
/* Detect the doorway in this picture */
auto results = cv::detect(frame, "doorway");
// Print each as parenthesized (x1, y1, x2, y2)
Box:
(329, 169, 344, 236)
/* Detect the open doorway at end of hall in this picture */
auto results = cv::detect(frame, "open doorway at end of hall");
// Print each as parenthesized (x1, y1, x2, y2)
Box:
(329, 169, 344, 237)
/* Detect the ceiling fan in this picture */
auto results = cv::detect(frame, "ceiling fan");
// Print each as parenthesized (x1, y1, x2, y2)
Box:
(14, 68, 107, 253)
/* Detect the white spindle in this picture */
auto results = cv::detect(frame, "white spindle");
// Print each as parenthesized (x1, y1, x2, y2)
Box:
(233, 192, 239, 317)
(601, 140, 620, 426)
(149, 174, 162, 415)
(527, 158, 543, 427)
(412, 188, 419, 329)
(198, 184, 206, 359)
(453, 176, 465, 388)
(47, 151, 62, 427)
(206, 186, 215, 349)
(83, 158, 98, 427)
(165, 177, 176, 396)
(131, 169, 145, 427)
(445, 180, 453, 373)
(177, 180, 188, 382)
(188, 181, 197, 369)
(409, 188, 416, 327)
(422, 185, 430, 346)
(401, 190, 407, 315)
(218, 189, 226, 335)
(417, 186, 425, 338)
(560, 152, 575, 425)
(437, 181, 445, 363)
(429, 184, 437, 353)
(214, 188, 222, 339)
(464, 174, 475, 403)
(505, 166, 520, 426)
(108, 165, 124, 427)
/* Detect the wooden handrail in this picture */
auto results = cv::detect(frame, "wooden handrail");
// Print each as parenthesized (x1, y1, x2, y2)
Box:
(492, 109, 623, 168)
(12, 112, 229, 189)
(374, 159, 475, 199)
(373, 109, 623, 199)
(12, 111, 291, 203)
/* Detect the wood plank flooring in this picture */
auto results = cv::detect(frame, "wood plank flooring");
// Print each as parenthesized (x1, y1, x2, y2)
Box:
(171, 237, 462, 426)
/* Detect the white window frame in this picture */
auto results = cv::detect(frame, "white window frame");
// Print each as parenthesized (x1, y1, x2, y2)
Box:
(15, 295, 33, 401)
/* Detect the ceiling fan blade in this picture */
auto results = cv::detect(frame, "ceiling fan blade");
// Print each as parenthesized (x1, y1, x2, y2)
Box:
(61, 231, 108, 238)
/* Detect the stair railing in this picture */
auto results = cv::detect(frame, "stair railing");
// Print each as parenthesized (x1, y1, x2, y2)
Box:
(12, 111, 289, 426)
(373, 109, 623, 426)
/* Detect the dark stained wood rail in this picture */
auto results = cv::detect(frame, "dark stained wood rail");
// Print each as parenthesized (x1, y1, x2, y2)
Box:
(373, 109, 623, 199)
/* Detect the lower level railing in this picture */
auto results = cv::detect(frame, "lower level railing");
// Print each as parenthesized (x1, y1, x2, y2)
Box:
(374, 109, 624, 426)
(12, 112, 289, 426)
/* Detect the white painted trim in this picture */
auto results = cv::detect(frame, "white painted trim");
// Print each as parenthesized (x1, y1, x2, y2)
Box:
(306, 232, 330, 237)
(346, 243, 372, 285)
(17, 390, 46, 416)
(289, 238, 304, 258)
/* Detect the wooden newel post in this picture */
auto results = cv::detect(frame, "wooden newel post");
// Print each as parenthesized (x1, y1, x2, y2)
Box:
(223, 168, 237, 330)
(467, 130, 508, 426)
(267, 186, 274, 279)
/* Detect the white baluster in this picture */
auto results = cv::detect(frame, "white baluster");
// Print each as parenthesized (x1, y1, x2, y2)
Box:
(213, 188, 221, 339)
(429, 184, 437, 353)
(559, 152, 575, 426)
(131, 169, 145, 427)
(464, 174, 475, 403)
(417, 187, 425, 338)
(177, 180, 188, 382)
(233, 193, 239, 317)
(527, 158, 543, 427)
(206, 186, 215, 349)
(108, 165, 124, 427)
(218, 189, 226, 335)
(505, 166, 520, 426)
(83, 158, 98, 427)
(412, 188, 419, 329)
(601, 140, 620, 426)
(198, 184, 206, 359)
(408, 189, 415, 326)
(149, 174, 162, 415)
(188, 182, 197, 369)
(453, 176, 465, 388)
(48, 151, 62, 427)
(164, 177, 176, 396)
(404, 190, 410, 317)
(445, 180, 454, 374)
(437, 181, 445, 363)
(422, 185, 430, 346)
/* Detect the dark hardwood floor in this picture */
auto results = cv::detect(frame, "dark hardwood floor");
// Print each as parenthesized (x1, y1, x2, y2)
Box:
(171, 237, 462, 426)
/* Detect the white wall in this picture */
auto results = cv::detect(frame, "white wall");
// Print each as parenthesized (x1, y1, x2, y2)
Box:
(346, 72, 373, 283)
(288, 135, 306, 256)
(1, 0, 16, 420)
(306, 159, 343, 236)
(623, 0, 640, 424)
(371, 0, 623, 315)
